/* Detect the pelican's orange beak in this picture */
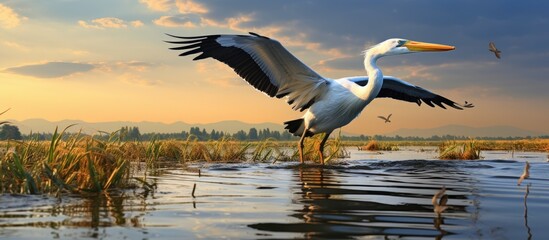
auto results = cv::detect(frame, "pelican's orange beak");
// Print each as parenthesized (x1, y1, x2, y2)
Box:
(404, 40, 455, 52)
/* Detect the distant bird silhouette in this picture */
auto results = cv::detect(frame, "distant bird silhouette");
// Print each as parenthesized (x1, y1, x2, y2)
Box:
(378, 114, 392, 123)
(432, 186, 449, 215)
(463, 101, 474, 108)
(489, 42, 501, 59)
(518, 161, 530, 185)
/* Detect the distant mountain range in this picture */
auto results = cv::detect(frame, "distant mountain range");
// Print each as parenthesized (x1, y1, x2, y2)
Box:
(6, 119, 547, 138)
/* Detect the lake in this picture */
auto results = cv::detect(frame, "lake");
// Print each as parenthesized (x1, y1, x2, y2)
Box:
(1, 147, 548, 239)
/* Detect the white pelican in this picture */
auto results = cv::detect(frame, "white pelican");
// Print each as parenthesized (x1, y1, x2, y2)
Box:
(167, 32, 472, 164)
(378, 113, 392, 123)
(489, 42, 501, 59)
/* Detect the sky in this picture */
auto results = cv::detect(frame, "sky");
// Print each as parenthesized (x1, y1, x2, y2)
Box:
(1, 0, 548, 135)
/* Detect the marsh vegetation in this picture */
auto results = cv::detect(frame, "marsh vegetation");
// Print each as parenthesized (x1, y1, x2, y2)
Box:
(1, 123, 548, 196)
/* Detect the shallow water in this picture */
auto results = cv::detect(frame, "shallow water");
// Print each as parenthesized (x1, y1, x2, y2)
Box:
(1, 148, 548, 239)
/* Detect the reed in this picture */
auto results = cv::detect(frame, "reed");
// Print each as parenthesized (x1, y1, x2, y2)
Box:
(296, 132, 350, 163)
(0, 126, 133, 194)
(438, 140, 481, 160)
(0, 128, 353, 195)
(357, 140, 400, 151)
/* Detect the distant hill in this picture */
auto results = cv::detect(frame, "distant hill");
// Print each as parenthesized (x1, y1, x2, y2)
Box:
(386, 124, 546, 138)
(8, 118, 285, 135)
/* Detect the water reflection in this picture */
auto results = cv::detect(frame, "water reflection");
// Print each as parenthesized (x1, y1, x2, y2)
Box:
(524, 183, 532, 240)
(0, 192, 151, 239)
(250, 161, 474, 239)
(2, 151, 549, 239)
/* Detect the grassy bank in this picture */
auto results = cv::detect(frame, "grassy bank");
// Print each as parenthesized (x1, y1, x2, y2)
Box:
(344, 139, 549, 152)
(2, 127, 548, 196)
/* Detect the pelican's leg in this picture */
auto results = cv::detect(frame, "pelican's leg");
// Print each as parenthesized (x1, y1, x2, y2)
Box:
(317, 131, 332, 165)
(298, 130, 308, 164)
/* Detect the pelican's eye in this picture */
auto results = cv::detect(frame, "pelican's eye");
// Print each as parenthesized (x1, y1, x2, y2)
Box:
(396, 40, 407, 47)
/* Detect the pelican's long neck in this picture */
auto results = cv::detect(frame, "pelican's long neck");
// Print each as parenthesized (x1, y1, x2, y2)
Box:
(358, 50, 384, 101)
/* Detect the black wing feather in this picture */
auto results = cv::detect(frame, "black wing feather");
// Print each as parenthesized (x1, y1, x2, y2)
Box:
(166, 34, 279, 97)
(354, 77, 465, 110)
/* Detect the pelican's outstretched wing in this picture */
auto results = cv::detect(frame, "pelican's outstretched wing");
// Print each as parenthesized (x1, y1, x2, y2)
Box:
(348, 76, 470, 110)
(166, 32, 329, 111)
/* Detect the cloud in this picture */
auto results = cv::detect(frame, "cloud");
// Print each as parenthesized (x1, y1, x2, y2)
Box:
(118, 73, 161, 86)
(70, 50, 90, 56)
(79, 17, 143, 29)
(139, 0, 207, 14)
(4, 62, 95, 78)
(130, 20, 144, 27)
(0, 3, 26, 29)
(153, 15, 198, 28)
(94, 61, 155, 73)
(139, 0, 175, 11)
(176, 0, 208, 14)
(2, 41, 30, 52)
(195, 62, 245, 87)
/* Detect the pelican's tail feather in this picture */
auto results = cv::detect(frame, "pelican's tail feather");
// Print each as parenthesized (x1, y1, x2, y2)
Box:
(284, 118, 313, 137)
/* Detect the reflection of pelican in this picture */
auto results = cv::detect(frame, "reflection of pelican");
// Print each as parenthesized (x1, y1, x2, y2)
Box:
(518, 161, 530, 186)
(378, 114, 392, 123)
(168, 33, 471, 164)
(489, 42, 501, 59)
(432, 186, 449, 215)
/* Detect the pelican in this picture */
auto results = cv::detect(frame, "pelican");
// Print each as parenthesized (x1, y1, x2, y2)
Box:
(489, 42, 501, 59)
(378, 113, 392, 123)
(167, 32, 472, 164)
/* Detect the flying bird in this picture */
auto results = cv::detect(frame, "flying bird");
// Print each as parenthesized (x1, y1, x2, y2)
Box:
(463, 101, 474, 108)
(489, 42, 501, 59)
(378, 114, 392, 123)
(432, 186, 449, 215)
(167, 32, 472, 164)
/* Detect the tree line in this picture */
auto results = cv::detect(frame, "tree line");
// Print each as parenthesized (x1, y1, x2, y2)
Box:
(1, 124, 548, 141)
(115, 126, 298, 141)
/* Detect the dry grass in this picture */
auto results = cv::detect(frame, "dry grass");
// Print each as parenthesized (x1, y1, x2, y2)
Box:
(0, 127, 132, 194)
(438, 140, 481, 160)
(292, 132, 350, 164)
(0, 129, 350, 195)
(357, 140, 399, 151)
(345, 139, 549, 152)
